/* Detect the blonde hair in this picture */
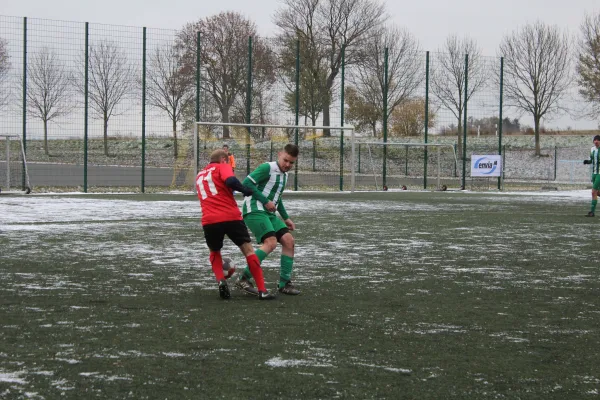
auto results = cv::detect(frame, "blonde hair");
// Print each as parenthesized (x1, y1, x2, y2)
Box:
(210, 149, 228, 163)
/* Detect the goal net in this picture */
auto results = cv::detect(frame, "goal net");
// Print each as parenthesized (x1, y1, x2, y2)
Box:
(194, 122, 356, 191)
(0, 135, 32, 194)
(358, 142, 459, 191)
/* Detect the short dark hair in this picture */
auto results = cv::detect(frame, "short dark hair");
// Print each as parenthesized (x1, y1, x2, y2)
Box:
(223, 144, 229, 149)
(283, 144, 299, 157)
(594, 135, 600, 142)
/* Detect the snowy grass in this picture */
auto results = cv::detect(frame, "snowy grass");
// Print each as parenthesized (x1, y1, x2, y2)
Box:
(0, 191, 599, 399)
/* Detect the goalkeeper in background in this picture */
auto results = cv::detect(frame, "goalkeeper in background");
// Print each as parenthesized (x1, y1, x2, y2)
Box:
(236, 144, 301, 296)
(196, 149, 275, 300)
(583, 135, 600, 217)
(223, 144, 236, 171)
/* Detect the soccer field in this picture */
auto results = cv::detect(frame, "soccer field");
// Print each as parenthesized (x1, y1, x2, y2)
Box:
(1, 191, 599, 399)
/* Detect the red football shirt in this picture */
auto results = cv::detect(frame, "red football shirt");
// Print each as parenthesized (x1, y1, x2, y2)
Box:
(195, 162, 242, 225)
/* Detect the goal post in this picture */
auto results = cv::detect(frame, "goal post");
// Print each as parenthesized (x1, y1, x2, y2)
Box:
(194, 121, 357, 191)
(0, 134, 32, 194)
(358, 142, 459, 191)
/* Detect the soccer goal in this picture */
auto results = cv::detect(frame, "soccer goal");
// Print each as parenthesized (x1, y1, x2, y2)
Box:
(0, 134, 32, 194)
(194, 121, 357, 190)
(359, 142, 459, 191)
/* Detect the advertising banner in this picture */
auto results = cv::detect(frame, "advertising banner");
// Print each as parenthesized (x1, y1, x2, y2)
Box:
(471, 155, 502, 177)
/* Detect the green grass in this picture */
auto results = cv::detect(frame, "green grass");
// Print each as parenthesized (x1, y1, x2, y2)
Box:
(1, 191, 599, 399)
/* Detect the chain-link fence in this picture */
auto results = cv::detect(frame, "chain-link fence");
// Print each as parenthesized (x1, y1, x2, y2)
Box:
(0, 15, 595, 192)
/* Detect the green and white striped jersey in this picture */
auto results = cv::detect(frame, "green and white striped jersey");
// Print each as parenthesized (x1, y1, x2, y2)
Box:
(590, 146, 600, 175)
(242, 162, 288, 216)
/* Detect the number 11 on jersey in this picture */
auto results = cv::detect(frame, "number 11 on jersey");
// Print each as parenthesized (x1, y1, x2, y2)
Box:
(196, 169, 218, 199)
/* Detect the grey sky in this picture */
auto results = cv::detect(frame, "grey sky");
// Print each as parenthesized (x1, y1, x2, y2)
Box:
(3, 0, 600, 129)
(3, 0, 596, 53)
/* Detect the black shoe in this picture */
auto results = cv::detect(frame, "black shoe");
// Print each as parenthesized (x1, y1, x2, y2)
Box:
(218, 279, 230, 299)
(258, 291, 276, 300)
(278, 281, 301, 295)
(586, 211, 595, 217)
(235, 276, 259, 296)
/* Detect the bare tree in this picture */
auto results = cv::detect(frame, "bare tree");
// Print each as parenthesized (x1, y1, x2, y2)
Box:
(75, 41, 137, 156)
(179, 82, 221, 148)
(280, 42, 329, 127)
(252, 67, 280, 138)
(344, 84, 380, 136)
(274, 0, 387, 135)
(147, 43, 195, 158)
(26, 48, 73, 155)
(176, 12, 261, 138)
(0, 38, 10, 112)
(390, 98, 436, 137)
(431, 35, 487, 156)
(276, 11, 330, 128)
(499, 22, 571, 156)
(577, 11, 600, 119)
(349, 25, 423, 135)
(230, 38, 277, 138)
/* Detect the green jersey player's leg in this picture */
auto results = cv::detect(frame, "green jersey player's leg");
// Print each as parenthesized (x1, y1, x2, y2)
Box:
(243, 212, 285, 245)
(592, 174, 600, 191)
(238, 211, 274, 281)
(590, 174, 600, 216)
(240, 212, 295, 291)
(236, 144, 301, 295)
(584, 135, 600, 217)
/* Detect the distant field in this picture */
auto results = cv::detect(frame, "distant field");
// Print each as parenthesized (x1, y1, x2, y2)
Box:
(1, 191, 599, 399)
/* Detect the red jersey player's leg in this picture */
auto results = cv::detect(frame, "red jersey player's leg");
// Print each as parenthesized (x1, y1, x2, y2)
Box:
(245, 253, 265, 292)
(210, 251, 225, 281)
(210, 251, 231, 300)
(202, 222, 231, 299)
(228, 221, 275, 300)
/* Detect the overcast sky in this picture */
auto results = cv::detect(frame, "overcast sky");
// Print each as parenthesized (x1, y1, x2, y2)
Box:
(2, 0, 599, 129)
(3, 0, 598, 52)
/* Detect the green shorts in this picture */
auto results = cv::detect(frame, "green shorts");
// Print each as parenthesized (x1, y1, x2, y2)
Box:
(593, 174, 600, 191)
(243, 211, 287, 243)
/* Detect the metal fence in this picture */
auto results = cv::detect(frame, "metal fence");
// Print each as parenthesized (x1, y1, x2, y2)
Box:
(0, 16, 593, 192)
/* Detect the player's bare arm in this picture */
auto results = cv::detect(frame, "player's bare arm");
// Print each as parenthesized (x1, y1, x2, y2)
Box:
(284, 219, 295, 231)
(264, 201, 276, 212)
(277, 198, 290, 220)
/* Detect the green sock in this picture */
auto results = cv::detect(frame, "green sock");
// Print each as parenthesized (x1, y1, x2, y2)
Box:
(243, 249, 268, 279)
(278, 255, 294, 288)
(592, 199, 598, 213)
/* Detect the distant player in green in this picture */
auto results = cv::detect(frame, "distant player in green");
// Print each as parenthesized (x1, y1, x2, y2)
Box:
(583, 135, 600, 217)
(236, 144, 301, 295)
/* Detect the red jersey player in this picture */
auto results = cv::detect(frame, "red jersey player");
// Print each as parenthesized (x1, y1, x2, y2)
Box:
(196, 149, 275, 300)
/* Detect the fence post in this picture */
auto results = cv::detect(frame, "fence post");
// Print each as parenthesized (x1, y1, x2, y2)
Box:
(454, 143, 457, 177)
(358, 144, 361, 173)
(382, 47, 389, 189)
(270, 140, 273, 162)
(22, 17, 27, 156)
(246, 36, 252, 176)
(141, 27, 147, 193)
(502, 144, 506, 186)
(195, 31, 201, 169)
(405, 145, 408, 176)
(498, 57, 504, 190)
(339, 44, 345, 191)
(21, 17, 28, 190)
(84, 22, 89, 193)
(294, 39, 300, 191)
(554, 146, 557, 181)
(461, 54, 469, 190)
(424, 51, 429, 189)
(312, 138, 316, 172)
